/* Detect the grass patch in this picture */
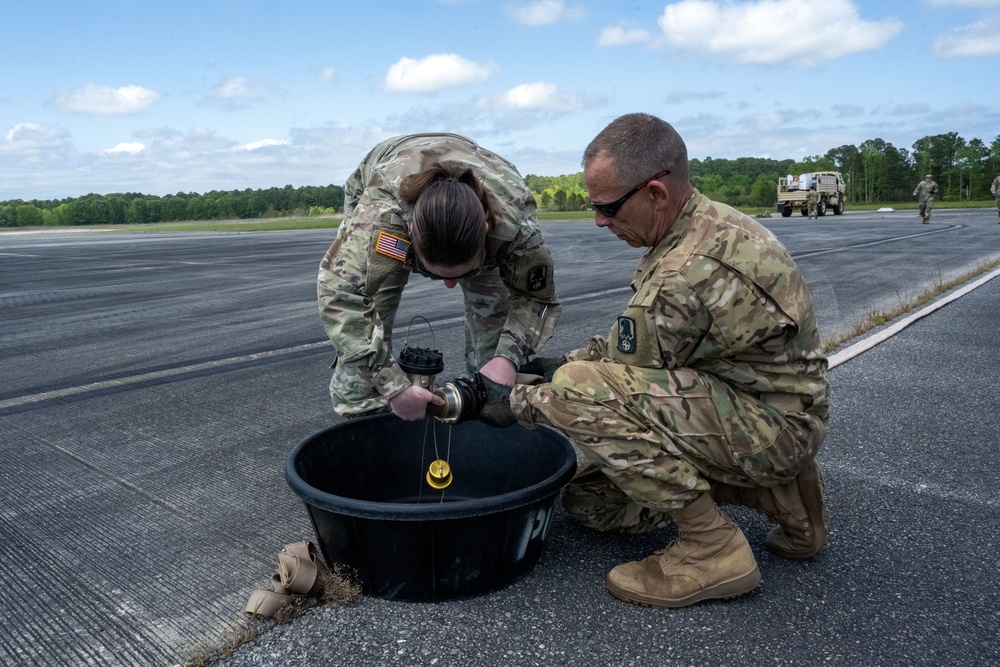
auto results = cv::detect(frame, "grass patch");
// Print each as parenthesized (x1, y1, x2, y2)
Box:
(181, 565, 362, 667)
(843, 199, 995, 212)
(822, 256, 1000, 354)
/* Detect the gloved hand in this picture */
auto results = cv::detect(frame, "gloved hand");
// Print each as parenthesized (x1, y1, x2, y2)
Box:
(517, 355, 565, 383)
(474, 372, 516, 428)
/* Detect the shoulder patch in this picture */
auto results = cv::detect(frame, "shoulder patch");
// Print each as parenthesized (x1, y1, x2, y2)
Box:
(375, 231, 409, 262)
(527, 265, 548, 291)
(616, 316, 636, 354)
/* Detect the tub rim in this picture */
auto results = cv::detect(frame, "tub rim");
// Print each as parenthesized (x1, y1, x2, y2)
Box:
(285, 418, 578, 521)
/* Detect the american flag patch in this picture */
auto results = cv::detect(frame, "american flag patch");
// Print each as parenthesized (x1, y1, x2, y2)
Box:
(375, 231, 409, 262)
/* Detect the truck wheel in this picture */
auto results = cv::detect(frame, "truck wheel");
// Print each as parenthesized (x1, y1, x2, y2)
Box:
(800, 208, 808, 216)
(817, 199, 827, 216)
(834, 198, 844, 215)
(781, 207, 792, 218)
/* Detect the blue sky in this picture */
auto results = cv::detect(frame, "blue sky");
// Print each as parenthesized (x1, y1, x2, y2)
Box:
(2, 0, 999, 201)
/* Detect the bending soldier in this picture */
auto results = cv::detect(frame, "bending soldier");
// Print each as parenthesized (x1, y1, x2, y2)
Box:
(317, 134, 561, 420)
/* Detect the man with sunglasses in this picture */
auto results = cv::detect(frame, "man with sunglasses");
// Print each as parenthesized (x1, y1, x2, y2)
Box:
(471, 113, 829, 608)
(317, 133, 560, 420)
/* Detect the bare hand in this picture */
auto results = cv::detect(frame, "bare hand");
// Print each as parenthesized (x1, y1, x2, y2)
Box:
(388, 385, 445, 421)
(478, 356, 517, 387)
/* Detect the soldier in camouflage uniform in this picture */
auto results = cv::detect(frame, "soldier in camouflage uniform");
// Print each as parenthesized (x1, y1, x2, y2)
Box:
(991, 174, 1000, 222)
(471, 114, 829, 608)
(913, 173, 938, 224)
(317, 133, 560, 420)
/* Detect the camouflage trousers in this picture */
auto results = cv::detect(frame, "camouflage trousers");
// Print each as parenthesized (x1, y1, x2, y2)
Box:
(511, 360, 825, 533)
(918, 198, 934, 218)
(995, 196, 1000, 216)
(328, 268, 509, 414)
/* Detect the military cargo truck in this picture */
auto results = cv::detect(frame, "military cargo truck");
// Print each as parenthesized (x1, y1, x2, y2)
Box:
(776, 171, 846, 217)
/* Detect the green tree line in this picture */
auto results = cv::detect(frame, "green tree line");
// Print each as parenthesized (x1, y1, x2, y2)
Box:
(4, 131, 999, 227)
(0, 184, 345, 228)
(525, 131, 1000, 212)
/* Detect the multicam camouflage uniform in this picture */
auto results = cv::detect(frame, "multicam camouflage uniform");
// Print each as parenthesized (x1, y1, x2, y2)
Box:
(510, 191, 829, 533)
(318, 133, 561, 416)
(913, 178, 938, 222)
(991, 175, 1000, 219)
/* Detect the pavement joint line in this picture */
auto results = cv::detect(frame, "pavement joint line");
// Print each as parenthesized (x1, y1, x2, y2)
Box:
(828, 264, 1000, 369)
(5, 261, 990, 409)
(793, 224, 960, 259)
(1, 287, 632, 410)
(0, 342, 328, 410)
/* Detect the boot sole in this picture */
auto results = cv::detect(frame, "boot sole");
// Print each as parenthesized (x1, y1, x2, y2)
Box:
(766, 460, 829, 559)
(605, 566, 761, 609)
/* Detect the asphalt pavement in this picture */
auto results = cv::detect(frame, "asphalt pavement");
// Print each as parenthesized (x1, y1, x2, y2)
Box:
(1, 214, 998, 667)
(208, 268, 1000, 667)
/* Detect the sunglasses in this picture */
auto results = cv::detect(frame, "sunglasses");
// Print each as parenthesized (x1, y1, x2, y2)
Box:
(590, 169, 670, 218)
(412, 252, 484, 281)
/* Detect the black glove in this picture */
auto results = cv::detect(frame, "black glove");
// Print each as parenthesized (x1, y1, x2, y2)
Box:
(517, 355, 565, 383)
(474, 372, 516, 428)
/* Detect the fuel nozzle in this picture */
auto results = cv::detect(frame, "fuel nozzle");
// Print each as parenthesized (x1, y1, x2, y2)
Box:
(397, 346, 444, 389)
(398, 340, 485, 424)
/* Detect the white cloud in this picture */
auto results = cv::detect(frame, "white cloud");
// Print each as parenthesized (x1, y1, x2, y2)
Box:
(665, 89, 724, 104)
(597, 25, 651, 47)
(833, 103, 865, 118)
(383, 54, 496, 93)
(52, 84, 161, 115)
(475, 82, 583, 111)
(1, 122, 73, 154)
(892, 103, 930, 115)
(102, 142, 146, 155)
(658, 0, 903, 66)
(202, 76, 281, 109)
(316, 65, 336, 82)
(505, 0, 584, 25)
(933, 17, 1000, 57)
(927, 0, 1000, 6)
(238, 138, 290, 151)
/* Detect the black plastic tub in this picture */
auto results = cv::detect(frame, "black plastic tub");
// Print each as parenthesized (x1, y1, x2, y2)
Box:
(286, 415, 577, 601)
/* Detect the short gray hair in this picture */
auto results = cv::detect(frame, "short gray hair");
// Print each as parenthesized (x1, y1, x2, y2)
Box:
(582, 113, 689, 187)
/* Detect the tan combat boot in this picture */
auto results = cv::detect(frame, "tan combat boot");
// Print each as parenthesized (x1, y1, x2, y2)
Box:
(604, 493, 760, 608)
(710, 459, 829, 559)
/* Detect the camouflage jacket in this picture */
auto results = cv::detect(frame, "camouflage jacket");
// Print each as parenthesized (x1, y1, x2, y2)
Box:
(991, 176, 1000, 197)
(568, 190, 828, 418)
(913, 180, 938, 200)
(317, 133, 560, 409)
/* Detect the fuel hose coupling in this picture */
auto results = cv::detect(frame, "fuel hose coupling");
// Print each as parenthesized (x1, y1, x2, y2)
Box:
(426, 376, 486, 424)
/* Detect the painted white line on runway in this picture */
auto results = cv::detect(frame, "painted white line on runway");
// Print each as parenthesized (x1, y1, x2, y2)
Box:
(7, 265, 990, 410)
(0, 341, 328, 410)
(829, 265, 1000, 369)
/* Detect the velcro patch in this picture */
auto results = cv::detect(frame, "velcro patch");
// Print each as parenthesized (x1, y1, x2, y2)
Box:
(527, 265, 548, 291)
(375, 231, 409, 262)
(616, 316, 636, 354)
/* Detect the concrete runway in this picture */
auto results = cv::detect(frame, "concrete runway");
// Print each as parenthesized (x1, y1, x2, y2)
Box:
(1, 208, 998, 666)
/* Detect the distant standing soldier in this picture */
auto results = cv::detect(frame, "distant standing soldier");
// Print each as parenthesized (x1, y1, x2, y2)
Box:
(913, 173, 938, 224)
(806, 190, 819, 219)
(991, 174, 1000, 223)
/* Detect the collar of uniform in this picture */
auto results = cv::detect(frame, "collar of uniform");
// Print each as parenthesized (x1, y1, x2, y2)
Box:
(631, 189, 702, 288)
